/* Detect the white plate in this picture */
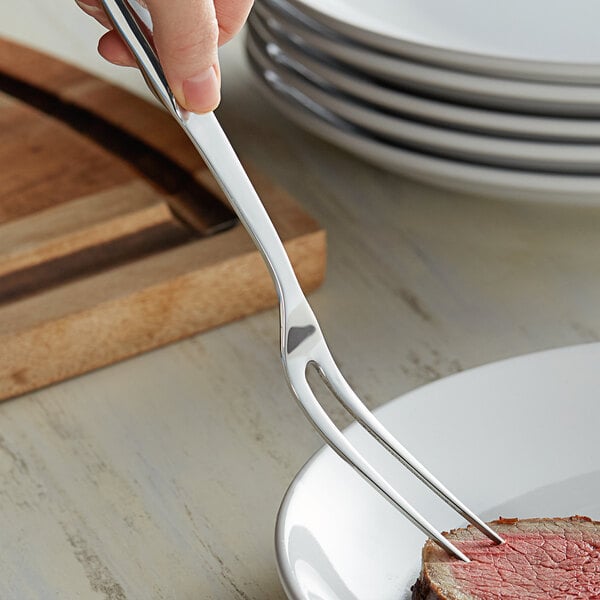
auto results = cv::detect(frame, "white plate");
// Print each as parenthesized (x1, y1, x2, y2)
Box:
(248, 56, 600, 203)
(277, 0, 600, 84)
(276, 343, 600, 600)
(248, 33, 600, 173)
(247, 23, 600, 143)
(252, 6, 600, 116)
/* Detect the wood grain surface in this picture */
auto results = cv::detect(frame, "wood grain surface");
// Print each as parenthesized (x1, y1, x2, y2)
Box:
(2, 3, 600, 599)
(0, 37, 325, 401)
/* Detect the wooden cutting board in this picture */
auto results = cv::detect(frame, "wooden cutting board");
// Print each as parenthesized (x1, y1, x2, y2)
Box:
(0, 38, 326, 402)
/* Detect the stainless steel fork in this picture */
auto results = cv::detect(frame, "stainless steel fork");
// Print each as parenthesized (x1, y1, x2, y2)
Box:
(101, 0, 504, 561)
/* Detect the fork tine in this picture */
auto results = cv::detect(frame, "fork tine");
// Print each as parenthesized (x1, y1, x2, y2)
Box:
(316, 354, 504, 546)
(287, 370, 471, 562)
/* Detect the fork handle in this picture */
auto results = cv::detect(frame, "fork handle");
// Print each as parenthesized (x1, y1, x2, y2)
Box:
(181, 112, 307, 310)
(100, 0, 307, 310)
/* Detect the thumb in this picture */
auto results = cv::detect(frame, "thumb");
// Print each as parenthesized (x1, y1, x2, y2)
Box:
(145, 0, 221, 113)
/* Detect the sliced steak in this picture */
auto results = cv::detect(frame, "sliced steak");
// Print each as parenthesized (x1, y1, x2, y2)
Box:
(412, 516, 600, 600)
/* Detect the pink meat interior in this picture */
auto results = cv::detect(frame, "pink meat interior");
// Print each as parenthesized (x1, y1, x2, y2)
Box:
(450, 531, 600, 599)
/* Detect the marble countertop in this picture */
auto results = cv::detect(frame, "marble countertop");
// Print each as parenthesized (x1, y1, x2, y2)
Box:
(2, 2, 600, 598)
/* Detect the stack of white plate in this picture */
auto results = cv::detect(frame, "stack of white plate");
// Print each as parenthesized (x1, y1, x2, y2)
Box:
(245, 0, 600, 201)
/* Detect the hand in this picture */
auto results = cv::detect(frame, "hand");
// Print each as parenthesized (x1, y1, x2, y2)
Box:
(75, 0, 254, 113)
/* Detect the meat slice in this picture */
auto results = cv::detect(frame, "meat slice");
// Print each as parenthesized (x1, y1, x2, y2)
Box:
(412, 516, 600, 600)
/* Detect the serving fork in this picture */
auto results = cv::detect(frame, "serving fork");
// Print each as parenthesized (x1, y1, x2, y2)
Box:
(100, 0, 504, 561)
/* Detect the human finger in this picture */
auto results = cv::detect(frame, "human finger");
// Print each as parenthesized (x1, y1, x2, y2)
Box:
(215, 0, 254, 45)
(144, 0, 221, 113)
(97, 29, 137, 66)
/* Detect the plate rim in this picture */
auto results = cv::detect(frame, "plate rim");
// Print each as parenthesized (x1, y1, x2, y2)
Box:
(275, 456, 316, 600)
(247, 32, 600, 170)
(280, 0, 600, 84)
(254, 5, 600, 114)
(246, 22, 600, 142)
(248, 56, 600, 203)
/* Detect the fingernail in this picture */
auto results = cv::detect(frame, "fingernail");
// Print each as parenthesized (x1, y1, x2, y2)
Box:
(182, 66, 220, 113)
